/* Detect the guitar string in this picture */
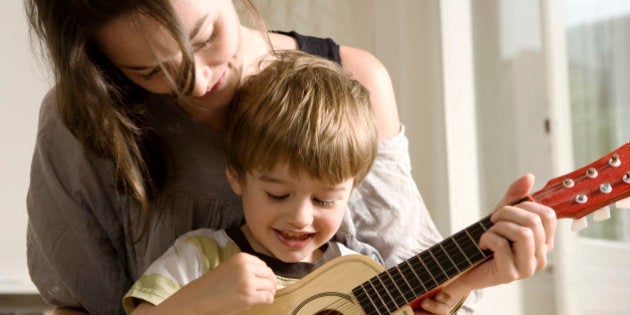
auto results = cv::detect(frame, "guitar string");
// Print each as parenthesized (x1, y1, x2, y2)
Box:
(311, 289, 380, 315)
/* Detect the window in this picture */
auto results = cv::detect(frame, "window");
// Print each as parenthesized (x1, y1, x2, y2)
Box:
(566, 0, 630, 242)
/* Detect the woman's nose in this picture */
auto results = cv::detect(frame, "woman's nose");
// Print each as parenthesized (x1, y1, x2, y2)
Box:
(190, 56, 212, 97)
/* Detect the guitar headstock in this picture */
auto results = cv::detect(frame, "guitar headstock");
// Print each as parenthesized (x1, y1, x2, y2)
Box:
(530, 142, 630, 230)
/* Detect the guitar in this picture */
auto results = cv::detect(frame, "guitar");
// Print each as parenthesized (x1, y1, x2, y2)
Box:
(238, 142, 630, 315)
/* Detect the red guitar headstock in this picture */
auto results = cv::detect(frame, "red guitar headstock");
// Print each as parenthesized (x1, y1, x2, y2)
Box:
(530, 142, 630, 229)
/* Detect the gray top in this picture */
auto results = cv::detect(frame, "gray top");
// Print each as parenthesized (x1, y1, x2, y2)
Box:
(27, 91, 477, 314)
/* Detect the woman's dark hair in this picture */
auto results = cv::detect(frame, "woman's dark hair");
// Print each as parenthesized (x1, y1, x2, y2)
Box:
(25, 0, 267, 232)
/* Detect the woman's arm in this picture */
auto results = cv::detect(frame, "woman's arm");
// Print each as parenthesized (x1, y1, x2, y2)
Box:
(337, 49, 557, 314)
(27, 91, 132, 314)
(419, 174, 557, 314)
(339, 46, 401, 141)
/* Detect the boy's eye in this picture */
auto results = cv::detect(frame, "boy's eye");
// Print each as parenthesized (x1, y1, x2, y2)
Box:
(266, 192, 289, 201)
(314, 198, 335, 207)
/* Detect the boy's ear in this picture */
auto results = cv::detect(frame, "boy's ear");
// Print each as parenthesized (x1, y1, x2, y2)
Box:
(225, 167, 243, 196)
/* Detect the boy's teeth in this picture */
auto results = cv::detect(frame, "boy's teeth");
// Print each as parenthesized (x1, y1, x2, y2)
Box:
(281, 231, 310, 240)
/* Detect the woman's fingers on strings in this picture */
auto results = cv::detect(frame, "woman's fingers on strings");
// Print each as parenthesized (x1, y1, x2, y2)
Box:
(479, 230, 521, 283)
(419, 294, 452, 315)
(494, 174, 535, 210)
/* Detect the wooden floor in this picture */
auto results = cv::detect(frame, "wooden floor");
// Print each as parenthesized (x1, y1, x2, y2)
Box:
(0, 294, 53, 315)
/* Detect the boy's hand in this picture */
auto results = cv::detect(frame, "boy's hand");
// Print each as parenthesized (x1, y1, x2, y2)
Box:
(132, 252, 277, 315)
(203, 252, 277, 313)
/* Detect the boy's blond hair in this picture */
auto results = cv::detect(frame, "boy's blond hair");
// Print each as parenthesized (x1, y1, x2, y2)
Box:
(225, 51, 377, 187)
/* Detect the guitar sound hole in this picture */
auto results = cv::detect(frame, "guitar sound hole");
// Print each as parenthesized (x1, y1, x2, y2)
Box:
(314, 310, 343, 315)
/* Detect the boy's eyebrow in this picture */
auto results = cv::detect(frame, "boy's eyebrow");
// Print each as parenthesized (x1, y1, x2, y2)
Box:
(258, 174, 348, 191)
(258, 174, 286, 184)
(117, 15, 208, 71)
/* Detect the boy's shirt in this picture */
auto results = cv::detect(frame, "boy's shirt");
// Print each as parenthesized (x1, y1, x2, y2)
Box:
(123, 227, 359, 313)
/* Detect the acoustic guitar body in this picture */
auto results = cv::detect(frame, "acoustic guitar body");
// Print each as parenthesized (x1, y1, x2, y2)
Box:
(238, 254, 414, 315)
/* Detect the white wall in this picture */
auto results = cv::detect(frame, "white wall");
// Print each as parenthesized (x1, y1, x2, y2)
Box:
(0, 2, 51, 293)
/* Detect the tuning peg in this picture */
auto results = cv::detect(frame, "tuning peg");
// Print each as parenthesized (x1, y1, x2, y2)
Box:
(571, 217, 588, 232)
(615, 197, 630, 209)
(593, 206, 611, 221)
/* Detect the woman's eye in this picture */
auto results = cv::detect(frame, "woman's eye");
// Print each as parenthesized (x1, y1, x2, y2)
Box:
(193, 33, 216, 51)
(266, 192, 288, 201)
(140, 67, 163, 80)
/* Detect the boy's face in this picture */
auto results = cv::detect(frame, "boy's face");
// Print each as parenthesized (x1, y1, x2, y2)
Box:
(226, 164, 354, 263)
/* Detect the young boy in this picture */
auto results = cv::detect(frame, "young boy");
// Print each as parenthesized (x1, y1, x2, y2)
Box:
(122, 51, 380, 314)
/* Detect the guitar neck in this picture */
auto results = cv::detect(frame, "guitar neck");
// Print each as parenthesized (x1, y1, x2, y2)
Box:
(350, 143, 630, 314)
(352, 214, 494, 314)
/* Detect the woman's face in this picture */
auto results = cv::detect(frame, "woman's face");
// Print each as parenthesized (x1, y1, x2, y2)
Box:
(97, 0, 244, 123)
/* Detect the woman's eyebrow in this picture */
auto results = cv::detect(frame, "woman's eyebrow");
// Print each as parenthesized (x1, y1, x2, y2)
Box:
(117, 14, 209, 71)
(188, 14, 209, 41)
(119, 63, 157, 71)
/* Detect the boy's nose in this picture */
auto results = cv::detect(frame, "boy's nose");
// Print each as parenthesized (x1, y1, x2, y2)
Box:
(287, 200, 314, 228)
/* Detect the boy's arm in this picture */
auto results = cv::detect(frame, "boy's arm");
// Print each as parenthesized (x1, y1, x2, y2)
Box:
(128, 253, 276, 315)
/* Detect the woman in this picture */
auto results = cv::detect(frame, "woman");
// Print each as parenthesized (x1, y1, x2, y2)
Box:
(25, 0, 556, 314)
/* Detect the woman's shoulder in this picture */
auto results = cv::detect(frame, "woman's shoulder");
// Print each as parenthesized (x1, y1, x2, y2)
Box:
(267, 30, 401, 139)
(36, 88, 61, 130)
(271, 31, 341, 63)
(339, 46, 401, 140)
(33, 88, 94, 163)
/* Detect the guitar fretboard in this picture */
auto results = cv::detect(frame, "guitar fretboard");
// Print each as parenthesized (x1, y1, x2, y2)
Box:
(352, 215, 494, 314)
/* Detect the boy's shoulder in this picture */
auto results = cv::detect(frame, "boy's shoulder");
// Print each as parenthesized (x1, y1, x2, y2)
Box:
(335, 241, 362, 257)
(174, 228, 236, 250)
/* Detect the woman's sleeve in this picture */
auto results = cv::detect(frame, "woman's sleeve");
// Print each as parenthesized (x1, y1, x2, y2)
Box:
(342, 126, 443, 267)
(26, 90, 131, 314)
(340, 126, 481, 313)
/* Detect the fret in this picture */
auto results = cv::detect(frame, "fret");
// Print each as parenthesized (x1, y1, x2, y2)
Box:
(378, 270, 408, 308)
(442, 237, 473, 272)
(464, 228, 487, 259)
(417, 251, 447, 285)
(372, 274, 399, 312)
(479, 216, 493, 232)
(469, 219, 494, 257)
(449, 235, 473, 266)
(451, 230, 484, 263)
(392, 264, 419, 302)
(400, 259, 428, 293)
(427, 246, 451, 278)
(478, 219, 490, 231)
(366, 277, 390, 315)
(438, 242, 461, 274)
(353, 284, 377, 315)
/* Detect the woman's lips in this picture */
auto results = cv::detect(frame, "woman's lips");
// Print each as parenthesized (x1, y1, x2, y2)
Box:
(207, 71, 226, 94)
